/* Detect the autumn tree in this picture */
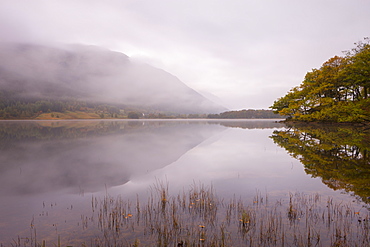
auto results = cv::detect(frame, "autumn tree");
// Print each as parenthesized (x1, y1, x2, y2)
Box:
(271, 38, 370, 123)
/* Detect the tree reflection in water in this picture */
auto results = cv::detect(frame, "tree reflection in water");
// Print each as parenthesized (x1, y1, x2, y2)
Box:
(270, 123, 370, 203)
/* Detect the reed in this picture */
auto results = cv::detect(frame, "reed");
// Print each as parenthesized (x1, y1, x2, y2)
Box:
(10, 185, 370, 246)
(89, 185, 370, 246)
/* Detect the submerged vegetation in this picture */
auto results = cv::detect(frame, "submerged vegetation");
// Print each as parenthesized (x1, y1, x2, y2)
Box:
(11, 183, 370, 247)
(271, 38, 370, 123)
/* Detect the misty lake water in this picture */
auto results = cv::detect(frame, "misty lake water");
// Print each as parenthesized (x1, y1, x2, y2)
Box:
(0, 119, 369, 246)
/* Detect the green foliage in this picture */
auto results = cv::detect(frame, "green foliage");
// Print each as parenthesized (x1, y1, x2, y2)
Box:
(207, 109, 280, 119)
(0, 96, 126, 119)
(127, 112, 140, 119)
(271, 38, 370, 123)
(0, 99, 67, 119)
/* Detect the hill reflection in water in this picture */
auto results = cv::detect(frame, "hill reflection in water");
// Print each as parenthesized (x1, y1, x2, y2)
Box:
(0, 119, 284, 196)
(3, 119, 370, 245)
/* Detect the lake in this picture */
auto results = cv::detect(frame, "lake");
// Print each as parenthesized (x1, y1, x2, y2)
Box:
(0, 119, 369, 246)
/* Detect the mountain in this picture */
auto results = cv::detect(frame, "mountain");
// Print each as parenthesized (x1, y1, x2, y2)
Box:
(0, 43, 226, 114)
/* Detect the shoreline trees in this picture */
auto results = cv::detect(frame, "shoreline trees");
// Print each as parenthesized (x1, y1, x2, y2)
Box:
(207, 109, 279, 119)
(271, 38, 370, 123)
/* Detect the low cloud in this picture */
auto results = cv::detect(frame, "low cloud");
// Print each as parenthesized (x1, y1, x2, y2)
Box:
(0, 0, 369, 109)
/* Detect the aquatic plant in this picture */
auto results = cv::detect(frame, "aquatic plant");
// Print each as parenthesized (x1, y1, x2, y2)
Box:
(10, 183, 370, 246)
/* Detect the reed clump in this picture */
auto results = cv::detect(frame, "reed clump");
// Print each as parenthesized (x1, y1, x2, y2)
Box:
(88, 184, 370, 246)
(11, 184, 370, 246)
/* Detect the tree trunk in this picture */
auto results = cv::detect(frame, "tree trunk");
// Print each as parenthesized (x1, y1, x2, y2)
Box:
(364, 86, 368, 99)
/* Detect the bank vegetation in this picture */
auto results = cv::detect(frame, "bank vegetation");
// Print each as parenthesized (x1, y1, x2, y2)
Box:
(271, 38, 370, 123)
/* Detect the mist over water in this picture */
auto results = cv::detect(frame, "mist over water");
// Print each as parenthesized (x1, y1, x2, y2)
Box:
(0, 119, 367, 245)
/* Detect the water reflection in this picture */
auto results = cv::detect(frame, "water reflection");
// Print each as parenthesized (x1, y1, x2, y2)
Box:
(0, 120, 284, 196)
(4, 119, 369, 245)
(209, 119, 284, 129)
(0, 120, 222, 195)
(270, 123, 370, 203)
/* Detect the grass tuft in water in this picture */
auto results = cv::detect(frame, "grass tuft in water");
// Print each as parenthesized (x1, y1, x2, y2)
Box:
(10, 184, 370, 246)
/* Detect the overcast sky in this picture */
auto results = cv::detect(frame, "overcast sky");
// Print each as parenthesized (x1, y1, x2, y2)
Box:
(1, 0, 369, 110)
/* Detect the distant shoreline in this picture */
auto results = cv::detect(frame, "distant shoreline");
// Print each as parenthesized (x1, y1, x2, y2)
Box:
(0, 118, 285, 121)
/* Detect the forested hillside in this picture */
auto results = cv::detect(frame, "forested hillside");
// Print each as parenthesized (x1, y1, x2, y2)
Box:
(0, 43, 226, 119)
(208, 109, 280, 119)
(271, 38, 370, 123)
(0, 97, 122, 119)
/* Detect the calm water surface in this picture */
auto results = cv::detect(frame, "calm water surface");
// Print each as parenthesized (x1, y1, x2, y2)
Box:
(0, 119, 369, 245)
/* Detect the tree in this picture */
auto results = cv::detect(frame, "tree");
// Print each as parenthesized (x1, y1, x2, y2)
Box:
(127, 112, 140, 119)
(271, 38, 370, 123)
(207, 109, 280, 119)
(342, 38, 370, 100)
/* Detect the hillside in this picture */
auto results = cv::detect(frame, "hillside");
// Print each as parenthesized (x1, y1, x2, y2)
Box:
(0, 43, 226, 118)
(207, 109, 280, 119)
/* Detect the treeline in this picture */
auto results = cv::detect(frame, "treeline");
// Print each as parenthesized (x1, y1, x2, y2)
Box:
(271, 38, 370, 123)
(207, 109, 280, 119)
(0, 97, 121, 119)
(0, 95, 280, 120)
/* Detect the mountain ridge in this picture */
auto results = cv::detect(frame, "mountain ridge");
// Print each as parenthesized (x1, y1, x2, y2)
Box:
(0, 43, 227, 115)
